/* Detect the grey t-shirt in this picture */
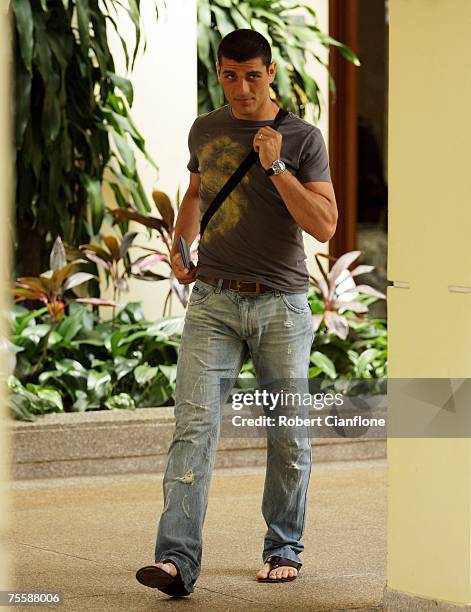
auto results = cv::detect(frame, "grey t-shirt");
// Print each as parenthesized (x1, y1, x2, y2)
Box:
(187, 104, 331, 293)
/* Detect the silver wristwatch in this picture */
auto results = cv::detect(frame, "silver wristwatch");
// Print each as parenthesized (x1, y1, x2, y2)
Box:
(265, 159, 286, 176)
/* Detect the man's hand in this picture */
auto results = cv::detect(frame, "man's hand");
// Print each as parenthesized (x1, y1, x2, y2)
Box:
(253, 126, 282, 170)
(171, 251, 197, 285)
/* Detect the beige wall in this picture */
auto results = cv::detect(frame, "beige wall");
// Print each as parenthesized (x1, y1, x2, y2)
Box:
(106, 0, 198, 319)
(302, 0, 331, 277)
(0, 1, 11, 593)
(387, 0, 471, 605)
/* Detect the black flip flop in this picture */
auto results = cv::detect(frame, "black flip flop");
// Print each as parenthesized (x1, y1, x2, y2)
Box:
(257, 555, 302, 583)
(135, 561, 190, 597)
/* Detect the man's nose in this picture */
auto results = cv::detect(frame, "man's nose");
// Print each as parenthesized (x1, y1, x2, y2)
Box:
(236, 79, 250, 95)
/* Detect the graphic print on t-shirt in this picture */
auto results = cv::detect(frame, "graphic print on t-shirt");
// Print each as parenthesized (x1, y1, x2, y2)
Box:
(198, 135, 250, 242)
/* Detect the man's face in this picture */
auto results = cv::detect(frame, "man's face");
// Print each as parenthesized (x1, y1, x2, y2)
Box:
(217, 56, 276, 116)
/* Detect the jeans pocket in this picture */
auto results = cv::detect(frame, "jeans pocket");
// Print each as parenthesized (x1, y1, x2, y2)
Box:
(189, 279, 216, 306)
(280, 292, 311, 314)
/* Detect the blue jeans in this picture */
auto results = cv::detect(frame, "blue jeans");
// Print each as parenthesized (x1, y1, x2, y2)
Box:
(154, 279, 314, 593)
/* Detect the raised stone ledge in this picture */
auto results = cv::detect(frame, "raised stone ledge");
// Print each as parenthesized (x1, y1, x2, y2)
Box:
(6, 406, 386, 480)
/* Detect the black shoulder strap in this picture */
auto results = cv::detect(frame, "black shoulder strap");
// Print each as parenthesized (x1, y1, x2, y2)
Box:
(199, 107, 289, 239)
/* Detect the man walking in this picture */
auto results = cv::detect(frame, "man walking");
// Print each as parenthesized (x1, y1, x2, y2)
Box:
(136, 28, 337, 597)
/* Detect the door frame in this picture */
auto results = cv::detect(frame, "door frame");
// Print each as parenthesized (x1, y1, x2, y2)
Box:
(328, 0, 359, 260)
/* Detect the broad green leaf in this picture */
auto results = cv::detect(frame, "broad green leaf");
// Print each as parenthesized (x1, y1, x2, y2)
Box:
(198, 0, 211, 27)
(114, 356, 140, 380)
(21, 324, 51, 343)
(83, 176, 105, 235)
(237, 2, 251, 21)
(308, 366, 322, 378)
(36, 387, 63, 412)
(311, 351, 337, 379)
(107, 71, 134, 106)
(76, 0, 91, 57)
(212, 6, 235, 37)
(147, 317, 184, 338)
(159, 364, 177, 387)
(197, 22, 212, 70)
(230, 8, 249, 29)
(134, 363, 158, 385)
(357, 349, 381, 377)
(12, 0, 34, 72)
(112, 131, 136, 175)
(73, 390, 91, 412)
(55, 358, 88, 377)
(105, 393, 136, 410)
(15, 64, 32, 148)
(271, 47, 291, 99)
(252, 7, 284, 28)
(250, 18, 272, 44)
(87, 369, 112, 398)
(57, 311, 86, 343)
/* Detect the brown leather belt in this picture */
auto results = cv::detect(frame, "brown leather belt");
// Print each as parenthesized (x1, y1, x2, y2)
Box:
(197, 274, 276, 297)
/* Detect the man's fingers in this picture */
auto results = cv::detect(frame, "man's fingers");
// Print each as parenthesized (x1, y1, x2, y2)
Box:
(178, 272, 197, 285)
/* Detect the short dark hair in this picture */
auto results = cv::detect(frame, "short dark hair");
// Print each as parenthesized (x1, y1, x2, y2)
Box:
(217, 29, 272, 68)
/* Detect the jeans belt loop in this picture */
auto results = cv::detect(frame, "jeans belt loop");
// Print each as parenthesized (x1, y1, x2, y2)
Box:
(215, 278, 224, 294)
(275, 289, 281, 297)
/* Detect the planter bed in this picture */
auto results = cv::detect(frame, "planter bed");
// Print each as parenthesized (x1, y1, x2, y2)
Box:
(7, 400, 387, 480)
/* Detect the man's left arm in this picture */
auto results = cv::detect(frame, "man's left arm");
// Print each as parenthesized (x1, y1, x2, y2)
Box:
(270, 173, 337, 243)
(254, 125, 338, 243)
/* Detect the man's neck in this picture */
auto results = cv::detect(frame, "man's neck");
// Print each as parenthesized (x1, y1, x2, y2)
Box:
(230, 99, 279, 121)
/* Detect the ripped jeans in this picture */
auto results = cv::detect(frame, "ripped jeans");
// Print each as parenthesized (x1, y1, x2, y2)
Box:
(154, 278, 314, 593)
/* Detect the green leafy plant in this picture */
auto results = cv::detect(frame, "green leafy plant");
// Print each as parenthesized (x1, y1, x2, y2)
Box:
(307, 250, 387, 394)
(197, 0, 360, 117)
(309, 250, 386, 341)
(80, 231, 138, 320)
(109, 189, 199, 313)
(11, 236, 118, 377)
(8, 301, 183, 421)
(12, 0, 159, 275)
(238, 250, 388, 392)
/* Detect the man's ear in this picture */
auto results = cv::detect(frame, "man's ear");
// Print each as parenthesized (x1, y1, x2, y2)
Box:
(216, 61, 222, 83)
(267, 62, 277, 83)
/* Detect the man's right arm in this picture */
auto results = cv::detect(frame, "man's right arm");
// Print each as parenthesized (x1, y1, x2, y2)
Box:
(170, 172, 201, 284)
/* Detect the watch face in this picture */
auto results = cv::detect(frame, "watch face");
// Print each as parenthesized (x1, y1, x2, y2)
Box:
(273, 160, 286, 175)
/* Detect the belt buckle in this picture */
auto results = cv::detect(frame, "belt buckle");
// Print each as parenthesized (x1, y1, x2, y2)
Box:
(235, 280, 259, 297)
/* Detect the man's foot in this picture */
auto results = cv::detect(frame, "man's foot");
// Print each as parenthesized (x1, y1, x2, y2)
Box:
(135, 560, 190, 597)
(256, 559, 299, 582)
(153, 561, 177, 577)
